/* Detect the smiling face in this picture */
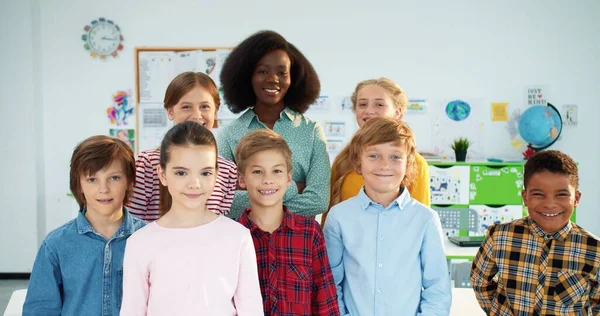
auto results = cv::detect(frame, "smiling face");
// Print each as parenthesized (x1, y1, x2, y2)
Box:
(251, 49, 291, 109)
(80, 160, 128, 217)
(158, 145, 217, 212)
(358, 142, 408, 206)
(354, 84, 401, 127)
(238, 149, 292, 210)
(167, 85, 217, 129)
(522, 170, 581, 234)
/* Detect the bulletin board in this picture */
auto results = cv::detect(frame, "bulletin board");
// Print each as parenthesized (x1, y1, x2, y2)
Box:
(134, 46, 234, 155)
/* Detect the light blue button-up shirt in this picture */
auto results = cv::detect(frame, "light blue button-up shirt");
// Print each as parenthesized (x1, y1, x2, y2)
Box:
(323, 187, 451, 316)
(23, 208, 146, 316)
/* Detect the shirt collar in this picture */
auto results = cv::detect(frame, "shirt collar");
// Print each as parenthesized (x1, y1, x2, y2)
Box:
(528, 216, 572, 241)
(238, 107, 297, 128)
(238, 206, 299, 234)
(76, 207, 138, 238)
(357, 186, 411, 211)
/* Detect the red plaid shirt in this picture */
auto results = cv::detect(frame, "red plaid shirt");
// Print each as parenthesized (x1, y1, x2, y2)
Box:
(238, 208, 340, 316)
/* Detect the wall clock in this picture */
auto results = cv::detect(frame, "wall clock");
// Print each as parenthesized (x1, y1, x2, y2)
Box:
(81, 17, 124, 59)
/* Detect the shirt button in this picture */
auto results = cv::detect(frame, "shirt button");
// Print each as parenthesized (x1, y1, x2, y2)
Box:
(378, 263, 383, 268)
(377, 289, 383, 295)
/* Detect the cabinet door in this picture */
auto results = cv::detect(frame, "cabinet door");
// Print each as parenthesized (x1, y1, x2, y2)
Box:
(468, 205, 525, 236)
(429, 165, 470, 205)
(469, 164, 523, 205)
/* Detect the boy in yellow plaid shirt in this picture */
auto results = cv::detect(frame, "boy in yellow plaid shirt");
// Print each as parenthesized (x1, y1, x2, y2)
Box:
(470, 150, 600, 315)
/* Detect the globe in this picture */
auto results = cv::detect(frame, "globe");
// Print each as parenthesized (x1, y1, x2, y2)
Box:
(445, 100, 471, 121)
(518, 103, 563, 150)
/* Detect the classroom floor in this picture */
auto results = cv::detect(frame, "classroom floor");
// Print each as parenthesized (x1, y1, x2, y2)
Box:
(0, 279, 28, 313)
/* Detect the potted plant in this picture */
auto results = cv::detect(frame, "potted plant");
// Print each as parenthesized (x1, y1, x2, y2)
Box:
(451, 137, 470, 162)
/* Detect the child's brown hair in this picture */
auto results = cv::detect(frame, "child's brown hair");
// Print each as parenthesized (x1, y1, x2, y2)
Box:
(234, 129, 292, 175)
(164, 71, 221, 127)
(158, 121, 218, 215)
(70, 135, 135, 209)
(524, 149, 579, 189)
(331, 117, 417, 207)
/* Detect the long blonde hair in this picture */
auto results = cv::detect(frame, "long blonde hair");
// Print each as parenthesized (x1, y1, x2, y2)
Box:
(330, 114, 416, 209)
(350, 77, 409, 118)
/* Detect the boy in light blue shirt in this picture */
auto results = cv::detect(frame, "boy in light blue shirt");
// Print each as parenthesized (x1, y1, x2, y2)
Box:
(23, 135, 146, 315)
(324, 117, 451, 315)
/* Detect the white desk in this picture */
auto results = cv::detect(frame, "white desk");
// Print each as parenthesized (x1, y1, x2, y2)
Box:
(444, 239, 480, 258)
(450, 288, 485, 315)
(3, 289, 26, 316)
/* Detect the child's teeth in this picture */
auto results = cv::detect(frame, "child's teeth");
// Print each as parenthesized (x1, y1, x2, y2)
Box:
(542, 213, 559, 217)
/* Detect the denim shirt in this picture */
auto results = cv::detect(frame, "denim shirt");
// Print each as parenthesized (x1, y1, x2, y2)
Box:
(23, 208, 146, 316)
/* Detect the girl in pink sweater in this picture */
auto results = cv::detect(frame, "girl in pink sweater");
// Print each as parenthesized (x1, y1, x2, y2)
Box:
(120, 121, 263, 316)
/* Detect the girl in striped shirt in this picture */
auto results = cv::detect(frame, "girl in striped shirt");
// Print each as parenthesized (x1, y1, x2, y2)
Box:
(127, 72, 237, 220)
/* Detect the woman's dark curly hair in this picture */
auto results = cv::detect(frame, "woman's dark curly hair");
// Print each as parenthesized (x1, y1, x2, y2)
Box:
(220, 30, 321, 114)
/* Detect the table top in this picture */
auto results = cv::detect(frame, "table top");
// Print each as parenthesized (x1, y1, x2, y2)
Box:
(444, 238, 480, 258)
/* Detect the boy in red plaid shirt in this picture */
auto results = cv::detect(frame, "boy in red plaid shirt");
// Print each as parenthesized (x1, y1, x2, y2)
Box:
(236, 129, 340, 316)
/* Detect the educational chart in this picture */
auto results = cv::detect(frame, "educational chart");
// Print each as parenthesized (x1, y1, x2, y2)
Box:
(136, 48, 234, 154)
(429, 165, 470, 205)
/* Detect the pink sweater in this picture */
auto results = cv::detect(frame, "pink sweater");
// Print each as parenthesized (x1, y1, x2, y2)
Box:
(120, 216, 264, 316)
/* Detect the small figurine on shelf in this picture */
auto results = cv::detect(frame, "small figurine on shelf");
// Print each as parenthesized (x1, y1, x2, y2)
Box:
(451, 137, 471, 162)
(522, 146, 536, 159)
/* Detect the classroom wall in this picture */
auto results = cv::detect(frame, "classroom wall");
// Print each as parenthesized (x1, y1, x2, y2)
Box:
(1, 0, 599, 272)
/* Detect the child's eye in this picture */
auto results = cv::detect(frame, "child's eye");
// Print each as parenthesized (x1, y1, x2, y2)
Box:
(358, 103, 366, 108)
(391, 155, 402, 161)
(278, 71, 288, 76)
(257, 69, 267, 74)
(175, 171, 187, 176)
(201, 171, 213, 176)
(532, 193, 543, 196)
(252, 170, 262, 174)
(110, 176, 121, 181)
(86, 178, 96, 183)
(201, 104, 211, 110)
(377, 103, 385, 107)
(274, 169, 282, 174)
(368, 154, 379, 159)
(181, 105, 190, 110)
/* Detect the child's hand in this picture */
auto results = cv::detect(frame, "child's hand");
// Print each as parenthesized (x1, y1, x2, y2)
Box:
(296, 181, 306, 194)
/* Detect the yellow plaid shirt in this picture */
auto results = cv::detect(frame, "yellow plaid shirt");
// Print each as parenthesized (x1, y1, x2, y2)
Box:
(470, 217, 600, 315)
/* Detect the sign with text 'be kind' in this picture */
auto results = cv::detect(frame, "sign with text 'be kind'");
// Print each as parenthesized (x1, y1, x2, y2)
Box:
(525, 85, 549, 106)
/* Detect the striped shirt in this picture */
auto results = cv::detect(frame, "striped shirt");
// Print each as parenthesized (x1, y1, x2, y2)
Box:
(126, 148, 237, 220)
(471, 217, 600, 315)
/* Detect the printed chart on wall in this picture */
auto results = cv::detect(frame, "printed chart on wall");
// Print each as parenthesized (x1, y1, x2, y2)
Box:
(136, 47, 236, 154)
(432, 98, 486, 160)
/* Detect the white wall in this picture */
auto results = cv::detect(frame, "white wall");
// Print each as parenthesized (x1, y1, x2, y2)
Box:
(0, 0, 41, 272)
(2, 0, 599, 272)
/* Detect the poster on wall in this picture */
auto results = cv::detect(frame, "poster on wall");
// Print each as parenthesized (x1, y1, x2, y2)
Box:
(110, 128, 135, 151)
(407, 99, 428, 115)
(138, 102, 173, 153)
(431, 98, 485, 160)
(524, 85, 549, 106)
(561, 104, 578, 126)
(107, 90, 134, 126)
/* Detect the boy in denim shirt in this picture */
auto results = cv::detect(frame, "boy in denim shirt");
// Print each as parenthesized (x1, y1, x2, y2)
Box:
(23, 135, 146, 315)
